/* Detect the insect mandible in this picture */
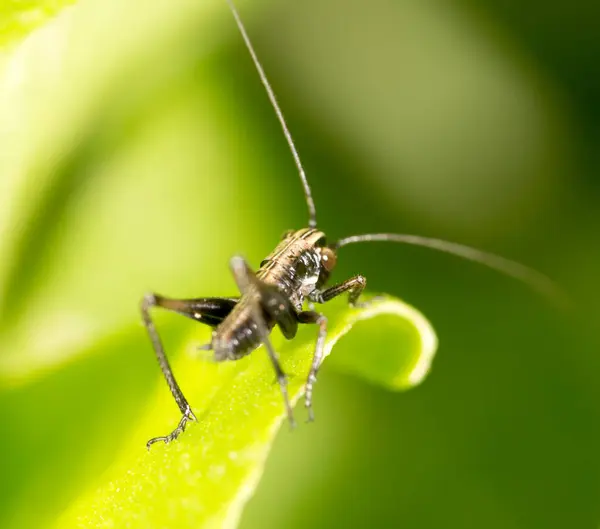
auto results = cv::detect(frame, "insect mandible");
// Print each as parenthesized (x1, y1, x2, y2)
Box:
(141, 0, 560, 448)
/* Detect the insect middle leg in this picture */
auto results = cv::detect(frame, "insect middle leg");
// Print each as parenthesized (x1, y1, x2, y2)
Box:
(297, 310, 327, 422)
(141, 294, 237, 448)
(298, 275, 367, 420)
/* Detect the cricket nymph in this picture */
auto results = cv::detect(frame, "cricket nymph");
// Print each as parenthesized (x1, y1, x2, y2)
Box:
(142, 222, 366, 447)
(140, 0, 559, 449)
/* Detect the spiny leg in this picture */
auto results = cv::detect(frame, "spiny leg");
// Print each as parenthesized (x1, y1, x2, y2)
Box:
(298, 275, 370, 422)
(297, 310, 327, 422)
(230, 256, 296, 428)
(310, 274, 367, 306)
(141, 294, 237, 448)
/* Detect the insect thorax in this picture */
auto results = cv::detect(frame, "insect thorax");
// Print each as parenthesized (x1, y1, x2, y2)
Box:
(258, 228, 327, 310)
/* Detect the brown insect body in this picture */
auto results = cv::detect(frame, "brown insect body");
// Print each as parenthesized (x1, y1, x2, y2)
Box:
(212, 228, 330, 362)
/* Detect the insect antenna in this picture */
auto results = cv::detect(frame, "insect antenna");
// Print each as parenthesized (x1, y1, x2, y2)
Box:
(335, 233, 567, 305)
(226, 0, 318, 228)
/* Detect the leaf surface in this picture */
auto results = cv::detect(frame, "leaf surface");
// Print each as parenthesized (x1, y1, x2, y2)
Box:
(56, 296, 437, 529)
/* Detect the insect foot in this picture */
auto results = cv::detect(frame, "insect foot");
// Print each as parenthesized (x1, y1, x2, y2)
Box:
(146, 405, 197, 450)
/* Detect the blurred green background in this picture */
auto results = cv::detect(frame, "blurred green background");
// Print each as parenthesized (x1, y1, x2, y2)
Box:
(0, 0, 598, 528)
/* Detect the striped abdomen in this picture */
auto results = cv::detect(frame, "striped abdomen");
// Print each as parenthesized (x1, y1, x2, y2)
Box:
(212, 295, 275, 361)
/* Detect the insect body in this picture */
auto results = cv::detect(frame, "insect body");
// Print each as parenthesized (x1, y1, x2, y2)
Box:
(142, 226, 358, 447)
(142, 0, 560, 448)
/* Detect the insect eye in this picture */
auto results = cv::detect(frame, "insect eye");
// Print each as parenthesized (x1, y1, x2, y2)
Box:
(321, 247, 337, 272)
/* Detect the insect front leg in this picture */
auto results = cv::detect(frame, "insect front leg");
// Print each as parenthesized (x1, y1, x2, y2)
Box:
(297, 310, 327, 422)
(310, 275, 367, 306)
(141, 294, 237, 448)
(230, 256, 296, 428)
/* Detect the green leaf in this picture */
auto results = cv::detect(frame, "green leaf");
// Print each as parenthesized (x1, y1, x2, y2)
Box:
(54, 295, 437, 529)
(0, 0, 245, 379)
(0, 1, 274, 525)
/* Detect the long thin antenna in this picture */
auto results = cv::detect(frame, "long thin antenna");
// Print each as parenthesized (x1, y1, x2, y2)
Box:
(226, 0, 317, 228)
(335, 233, 567, 305)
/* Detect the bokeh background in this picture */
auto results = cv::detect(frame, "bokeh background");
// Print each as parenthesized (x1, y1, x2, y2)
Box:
(0, 0, 598, 528)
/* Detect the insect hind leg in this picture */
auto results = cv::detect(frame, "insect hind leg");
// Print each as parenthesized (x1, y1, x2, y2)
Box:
(141, 293, 237, 448)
